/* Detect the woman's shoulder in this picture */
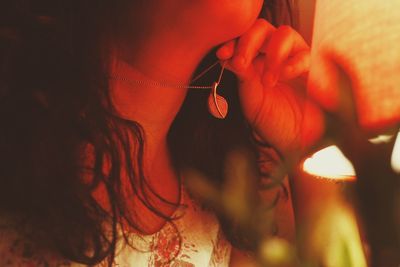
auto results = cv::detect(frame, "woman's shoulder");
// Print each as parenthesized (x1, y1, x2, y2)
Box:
(0, 219, 75, 267)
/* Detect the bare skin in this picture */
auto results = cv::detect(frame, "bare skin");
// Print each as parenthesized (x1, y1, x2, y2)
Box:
(108, 0, 265, 235)
(102, 1, 321, 265)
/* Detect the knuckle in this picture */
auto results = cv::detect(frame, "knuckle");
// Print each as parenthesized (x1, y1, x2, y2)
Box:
(254, 18, 273, 30)
(277, 25, 294, 35)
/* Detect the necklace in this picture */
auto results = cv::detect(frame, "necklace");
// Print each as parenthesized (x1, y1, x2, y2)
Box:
(110, 61, 229, 119)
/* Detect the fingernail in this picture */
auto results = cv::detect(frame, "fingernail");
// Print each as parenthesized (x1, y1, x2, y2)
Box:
(264, 72, 278, 87)
(217, 47, 232, 60)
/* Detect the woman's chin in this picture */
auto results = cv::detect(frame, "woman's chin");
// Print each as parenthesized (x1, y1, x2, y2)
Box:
(212, 0, 264, 43)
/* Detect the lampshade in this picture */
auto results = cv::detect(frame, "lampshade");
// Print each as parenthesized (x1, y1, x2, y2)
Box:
(307, 0, 400, 132)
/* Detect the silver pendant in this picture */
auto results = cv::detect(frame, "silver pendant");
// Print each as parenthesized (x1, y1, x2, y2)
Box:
(207, 82, 228, 119)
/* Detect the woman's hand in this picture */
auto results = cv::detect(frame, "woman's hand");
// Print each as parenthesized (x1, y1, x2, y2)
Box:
(217, 19, 318, 156)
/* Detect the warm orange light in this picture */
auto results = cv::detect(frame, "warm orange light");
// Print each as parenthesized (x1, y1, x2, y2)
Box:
(308, 0, 400, 132)
(303, 145, 356, 181)
(295, 146, 367, 267)
(392, 131, 400, 173)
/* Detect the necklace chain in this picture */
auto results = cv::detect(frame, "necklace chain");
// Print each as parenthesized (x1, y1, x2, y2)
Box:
(110, 60, 226, 90)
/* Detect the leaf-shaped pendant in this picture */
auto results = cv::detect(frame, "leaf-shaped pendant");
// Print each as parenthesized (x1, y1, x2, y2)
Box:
(207, 82, 228, 119)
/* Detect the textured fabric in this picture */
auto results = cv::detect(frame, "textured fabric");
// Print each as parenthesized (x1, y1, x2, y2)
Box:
(0, 189, 231, 267)
(112, 189, 231, 267)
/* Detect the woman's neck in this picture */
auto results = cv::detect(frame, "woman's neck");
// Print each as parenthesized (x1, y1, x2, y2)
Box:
(110, 35, 210, 146)
(104, 37, 213, 234)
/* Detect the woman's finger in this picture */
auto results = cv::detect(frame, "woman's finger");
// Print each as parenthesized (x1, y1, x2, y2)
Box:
(262, 25, 309, 87)
(216, 39, 236, 60)
(280, 50, 310, 80)
(230, 19, 275, 71)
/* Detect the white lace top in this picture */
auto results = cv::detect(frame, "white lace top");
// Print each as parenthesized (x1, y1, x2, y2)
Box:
(0, 189, 232, 267)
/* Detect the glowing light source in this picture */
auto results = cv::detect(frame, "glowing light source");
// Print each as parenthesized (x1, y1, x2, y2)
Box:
(303, 146, 356, 181)
(308, 0, 400, 131)
(391, 132, 400, 174)
(369, 134, 395, 145)
(295, 149, 366, 267)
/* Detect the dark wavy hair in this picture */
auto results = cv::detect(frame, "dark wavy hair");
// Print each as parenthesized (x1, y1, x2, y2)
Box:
(0, 0, 294, 265)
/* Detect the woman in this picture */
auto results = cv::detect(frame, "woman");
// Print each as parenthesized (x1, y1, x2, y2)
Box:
(0, 0, 316, 266)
